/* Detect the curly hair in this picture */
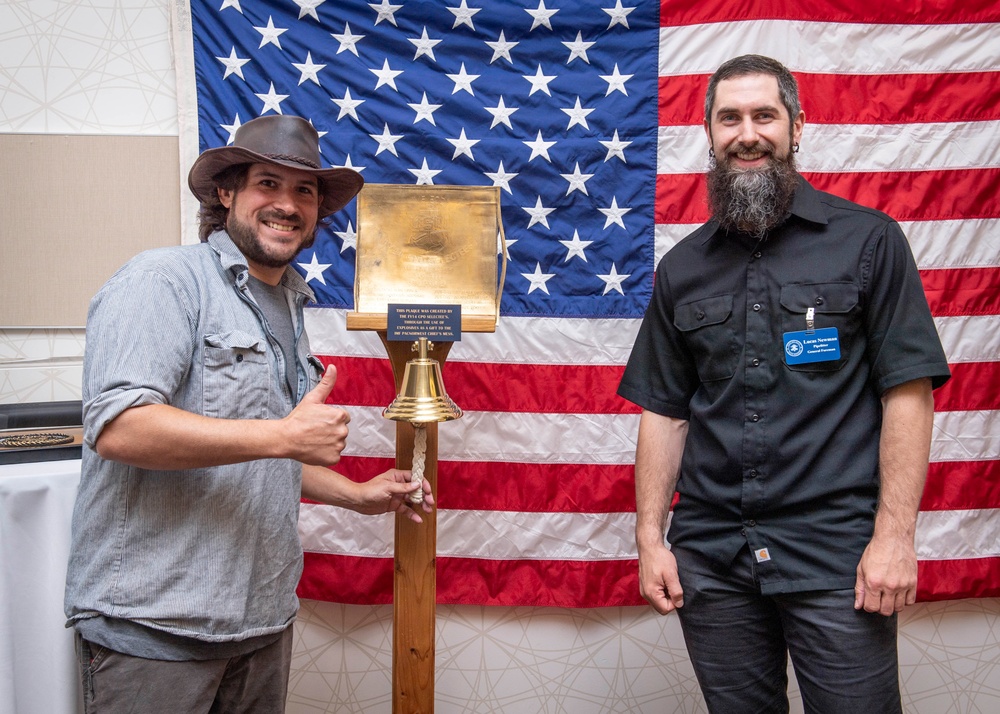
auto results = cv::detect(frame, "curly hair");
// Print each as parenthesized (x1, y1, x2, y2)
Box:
(196, 164, 250, 242)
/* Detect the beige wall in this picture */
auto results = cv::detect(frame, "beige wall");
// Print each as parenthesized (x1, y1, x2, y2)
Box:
(0, 134, 181, 327)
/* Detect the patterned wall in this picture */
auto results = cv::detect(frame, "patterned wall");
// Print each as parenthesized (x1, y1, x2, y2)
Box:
(3, 2, 998, 712)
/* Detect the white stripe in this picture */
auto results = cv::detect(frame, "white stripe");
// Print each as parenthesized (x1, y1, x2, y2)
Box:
(305, 308, 642, 366)
(916, 509, 1000, 560)
(932, 410, 1000, 464)
(657, 122, 1000, 175)
(659, 22, 1000, 75)
(935, 315, 1000, 363)
(342, 404, 1000, 467)
(300, 503, 1000, 562)
(653, 224, 697, 266)
(344, 406, 641, 465)
(905, 219, 1000, 270)
(299, 504, 639, 560)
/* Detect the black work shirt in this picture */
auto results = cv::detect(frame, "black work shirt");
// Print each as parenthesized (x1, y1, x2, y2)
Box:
(618, 178, 951, 594)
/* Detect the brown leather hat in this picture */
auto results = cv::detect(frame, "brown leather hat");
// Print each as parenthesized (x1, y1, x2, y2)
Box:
(187, 115, 364, 218)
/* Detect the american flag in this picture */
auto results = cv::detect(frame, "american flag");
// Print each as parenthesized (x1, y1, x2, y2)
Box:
(182, 0, 1000, 606)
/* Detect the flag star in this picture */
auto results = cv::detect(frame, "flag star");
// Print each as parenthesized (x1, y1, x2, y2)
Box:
(522, 263, 556, 294)
(485, 96, 519, 130)
(447, 63, 480, 95)
(254, 17, 287, 49)
(370, 123, 403, 156)
(523, 65, 556, 96)
(525, 0, 558, 30)
(221, 114, 243, 144)
(485, 161, 518, 194)
(600, 63, 633, 96)
(447, 0, 481, 30)
(497, 230, 511, 257)
(293, 0, 325, 21)
(216, 47, 250, 80)
(335, 221, 358, 252)
(409, 27, 442, 61)
(369, 0, 402, 26)
(298, 253, 331, 284)
(332, 23, 364, 55)
(598, 263, 630, 295)
(562, 31, 595, 64)
(446, 128, 480, 160)
(603, 0, 636, 29)
(559, 230, 593, 262)
(220, 0, 242, 13)
(560, 162, 594, 196)
(370, 59, 403, 91)
(332, 87, 365, 121)
(293, 52, 325, 86)
(524, 131, 556, 162)
(335, 155, 366, 173)
(522, 196, 555, 229)
(255, 83, 288, 114)
(409, 158, 442, 185)
(561, 97, 595, 130)
(503, 233, 518, 256)
(598, 196, 632, 229)
(408, 92, 442, 125)
(485, 30, 518, 64)
(600, 129, 632, 162)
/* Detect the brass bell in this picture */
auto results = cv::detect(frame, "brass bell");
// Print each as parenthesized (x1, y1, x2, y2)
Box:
(383, 337, 463, 424)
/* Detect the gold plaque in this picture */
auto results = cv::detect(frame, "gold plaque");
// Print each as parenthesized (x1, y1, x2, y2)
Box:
(348, 184, 506, 333)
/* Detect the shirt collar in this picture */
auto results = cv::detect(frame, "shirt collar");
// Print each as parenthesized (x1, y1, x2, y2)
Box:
(700, 174, 829, 244)
(207, 230, 316, 303)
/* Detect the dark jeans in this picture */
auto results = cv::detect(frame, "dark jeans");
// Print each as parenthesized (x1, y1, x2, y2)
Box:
(672, 545, 902, 714)
(76, 626, 292, 714)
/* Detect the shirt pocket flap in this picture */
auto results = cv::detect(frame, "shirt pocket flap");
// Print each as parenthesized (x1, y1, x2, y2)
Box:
(779, 283, 858, 315)
(674, 294, 734, 332)
(204, 330, 266, 353)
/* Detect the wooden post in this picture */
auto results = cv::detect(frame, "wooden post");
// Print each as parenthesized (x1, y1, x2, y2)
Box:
(382, 335, 453, 714)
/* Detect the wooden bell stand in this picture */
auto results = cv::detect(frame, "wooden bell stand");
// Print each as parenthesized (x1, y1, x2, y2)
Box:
(347, 185, 505, 714)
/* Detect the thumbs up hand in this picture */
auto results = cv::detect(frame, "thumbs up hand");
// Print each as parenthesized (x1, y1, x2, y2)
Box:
(281, 365, 351, 466)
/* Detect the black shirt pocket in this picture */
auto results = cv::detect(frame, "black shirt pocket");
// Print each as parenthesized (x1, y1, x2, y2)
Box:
(203, 330, 270, 418)
(674, 294, 739, 382)
(779, 282, 859, 372)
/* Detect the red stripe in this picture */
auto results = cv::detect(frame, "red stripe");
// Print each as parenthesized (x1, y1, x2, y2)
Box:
(933, 363, 1000, 413)
(659, 72, 1000, 126)
(917, 557, 1000, 601)
(299, 553, 645, 607)
(922, 460, 1000, 511)
(331, 455, 637, 513)
(302, 552, 996, 606)
(659, 0, 1000, 25)
(656, 169, 1000, 224)
(920, 267, 1000, 317)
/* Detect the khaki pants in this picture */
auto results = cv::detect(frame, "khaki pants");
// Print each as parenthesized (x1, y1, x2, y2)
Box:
(76, 627, 292, 714)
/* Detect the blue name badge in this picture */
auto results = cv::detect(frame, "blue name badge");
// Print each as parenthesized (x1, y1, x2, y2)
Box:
(783, 327, 841, 365)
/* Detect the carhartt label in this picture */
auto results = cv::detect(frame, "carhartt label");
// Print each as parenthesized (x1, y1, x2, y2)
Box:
(754, 548, 771, 563)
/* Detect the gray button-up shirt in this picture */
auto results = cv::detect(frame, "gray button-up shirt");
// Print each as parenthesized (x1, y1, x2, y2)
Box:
(65, 231, 321, 642)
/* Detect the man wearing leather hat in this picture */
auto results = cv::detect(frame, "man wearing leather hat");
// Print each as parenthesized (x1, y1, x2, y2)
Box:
(65, 115, 434, 713)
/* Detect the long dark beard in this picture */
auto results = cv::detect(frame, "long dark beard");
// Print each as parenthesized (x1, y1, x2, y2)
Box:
(227, 211, 316, 269)
(706, 147, 800, 239)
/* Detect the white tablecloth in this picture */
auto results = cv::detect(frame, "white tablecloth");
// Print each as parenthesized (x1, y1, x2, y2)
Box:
(0, 459, 83, 714)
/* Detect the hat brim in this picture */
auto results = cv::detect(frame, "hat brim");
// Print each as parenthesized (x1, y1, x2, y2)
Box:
(188, 146, 364, 218)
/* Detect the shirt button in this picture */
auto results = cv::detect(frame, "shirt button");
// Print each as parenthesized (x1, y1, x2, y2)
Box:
(753, 303, 761, 312)
(751, 414, 760, 422)
(754, 251, 762, 258)
(236, 354, 244, 363)
(749, 469, 758, 478)
(815, 297, 824, 305)
(752, 358, 760, 366)
(696, 311, 705, 320)
(748, 519, 757, 527)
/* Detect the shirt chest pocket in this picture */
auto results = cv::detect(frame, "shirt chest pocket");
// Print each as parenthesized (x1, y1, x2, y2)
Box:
(779, 282, 859, 372)
(674, 294, 740, 382)
(203, 330, 270, 418)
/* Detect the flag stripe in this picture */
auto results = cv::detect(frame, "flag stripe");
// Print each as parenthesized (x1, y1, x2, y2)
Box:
(659, 22, 1000, 76)
(922, 460, 1000, 511)
(659, 71, 1000, 126)
(657, 0, 1000, 27)
(918, 558, 1000, 601)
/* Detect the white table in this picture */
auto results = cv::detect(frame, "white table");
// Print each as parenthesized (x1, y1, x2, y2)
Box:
(0, 459, 83, 714)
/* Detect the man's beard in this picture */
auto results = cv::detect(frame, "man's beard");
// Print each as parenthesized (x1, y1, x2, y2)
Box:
(706, 143, 800, 239)
(227, 210, 316, 269)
